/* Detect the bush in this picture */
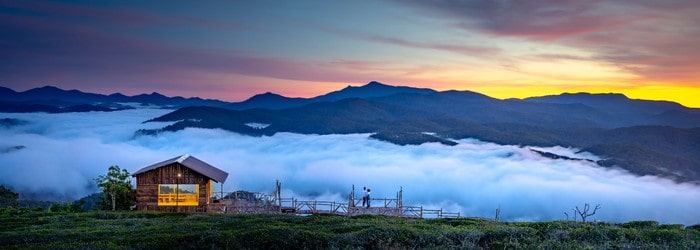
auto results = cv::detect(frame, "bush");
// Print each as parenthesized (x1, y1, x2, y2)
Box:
(47, 202, 84, 213)
(623, 221, 659, 229)
(0, 185, 19, 207)
(659, 224, 684, 230)
(1, 212, 698, 249)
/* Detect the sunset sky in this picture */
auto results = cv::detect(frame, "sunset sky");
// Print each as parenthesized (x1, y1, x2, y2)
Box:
(1, 0, 699, 107)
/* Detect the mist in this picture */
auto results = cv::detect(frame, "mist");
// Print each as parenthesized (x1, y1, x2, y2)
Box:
(1, 109, 699, 225)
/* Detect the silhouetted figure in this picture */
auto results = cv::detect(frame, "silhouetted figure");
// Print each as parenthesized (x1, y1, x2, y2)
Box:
(362, 186, 368, 207)
(366, 189, 371, 208)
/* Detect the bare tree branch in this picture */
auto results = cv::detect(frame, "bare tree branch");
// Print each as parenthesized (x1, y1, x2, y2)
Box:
(574, 203, 602, 223)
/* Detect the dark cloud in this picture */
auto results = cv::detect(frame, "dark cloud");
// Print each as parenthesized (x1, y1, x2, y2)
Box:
(392, 0, 627, 41)
(1, 110, 699, 224)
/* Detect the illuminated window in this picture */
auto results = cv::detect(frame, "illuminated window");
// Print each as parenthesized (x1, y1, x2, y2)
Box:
(158, 184, 199, 206)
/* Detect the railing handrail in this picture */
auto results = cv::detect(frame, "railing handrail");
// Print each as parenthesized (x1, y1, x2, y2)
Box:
(211, 191, 459, 219)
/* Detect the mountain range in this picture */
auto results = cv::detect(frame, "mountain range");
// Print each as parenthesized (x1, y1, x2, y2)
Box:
(2, 82, 699, 183)
(0, 86, 229, 112)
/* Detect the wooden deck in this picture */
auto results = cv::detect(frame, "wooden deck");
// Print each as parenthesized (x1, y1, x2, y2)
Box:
(207, 182, 461, 219)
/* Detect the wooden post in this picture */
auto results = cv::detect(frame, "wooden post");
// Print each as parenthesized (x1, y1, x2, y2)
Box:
(399, 187, 403, 209)
(275, 180, 281, 207)
(350, 185, 355, 206)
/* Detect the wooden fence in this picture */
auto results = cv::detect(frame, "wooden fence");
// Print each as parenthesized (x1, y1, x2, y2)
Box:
(208, 181, 461, 219)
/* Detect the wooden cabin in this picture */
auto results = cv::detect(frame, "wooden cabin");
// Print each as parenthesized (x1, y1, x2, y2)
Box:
(132, 155, 228, 212)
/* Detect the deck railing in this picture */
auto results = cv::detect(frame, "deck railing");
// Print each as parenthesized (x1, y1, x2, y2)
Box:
(209, 182, 462, 219)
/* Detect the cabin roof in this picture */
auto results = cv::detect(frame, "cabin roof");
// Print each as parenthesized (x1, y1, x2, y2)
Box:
(132, 154, 229, 183)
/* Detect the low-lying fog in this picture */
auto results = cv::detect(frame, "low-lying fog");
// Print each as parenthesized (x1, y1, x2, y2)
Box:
(1, 109, 698, 224)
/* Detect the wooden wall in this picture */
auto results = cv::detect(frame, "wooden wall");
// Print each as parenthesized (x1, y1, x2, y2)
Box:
(134, 163, 212, 212)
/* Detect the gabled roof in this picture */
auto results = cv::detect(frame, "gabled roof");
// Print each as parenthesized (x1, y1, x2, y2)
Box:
(132, 154, 229, 183)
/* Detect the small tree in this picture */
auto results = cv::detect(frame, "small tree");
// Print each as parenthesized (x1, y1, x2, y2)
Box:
(95, 165, 135, 211)
(575, 203, 601, 223)
(0, 185, 19, 207)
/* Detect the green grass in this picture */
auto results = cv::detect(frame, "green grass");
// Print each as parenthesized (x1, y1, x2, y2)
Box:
(1, 208, 699, 249)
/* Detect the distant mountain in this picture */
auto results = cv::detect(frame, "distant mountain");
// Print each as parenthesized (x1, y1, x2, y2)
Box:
(313, 81, 435, 102)
(140, 85, 700, 183)
(225, 81, 436, 110)
(0, 85, 230, 112)
(524, 93, 700, 127)
(0, 82, 437, 112)
(524, 92, 688, 114)
(4, 82, 700, 182)
(0, 101, 131, 113)
(227, 92, 309, 110)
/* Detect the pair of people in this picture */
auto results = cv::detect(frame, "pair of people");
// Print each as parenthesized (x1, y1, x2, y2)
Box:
(362, 186, 371, 208)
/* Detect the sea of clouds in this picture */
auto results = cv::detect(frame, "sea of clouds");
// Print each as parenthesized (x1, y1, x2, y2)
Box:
(1, 109, 699, 224)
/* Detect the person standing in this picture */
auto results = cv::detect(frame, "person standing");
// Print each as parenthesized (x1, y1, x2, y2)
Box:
(362, 186, 368, 207)
(366, 188, 371, 208)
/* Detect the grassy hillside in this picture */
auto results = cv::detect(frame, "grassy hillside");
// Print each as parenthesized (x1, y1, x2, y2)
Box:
(1, 209, 698, 249)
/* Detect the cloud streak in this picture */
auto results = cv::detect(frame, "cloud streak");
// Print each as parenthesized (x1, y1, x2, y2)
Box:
(392, 0, 700, 85)
(1, 110, 699, 224)
(0, 2, 392, 96)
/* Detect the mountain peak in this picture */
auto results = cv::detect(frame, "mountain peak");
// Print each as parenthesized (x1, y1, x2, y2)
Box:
(524, 92, 685, 114)
(35, 85, 63, 91)
(0, 86, 17, 95)
(25, 85, 67, 93)
(560, 92, 629, 100)
(366, 81, 386, 87)
(246, 92, 286, 101)
(316, 81, 435, 102)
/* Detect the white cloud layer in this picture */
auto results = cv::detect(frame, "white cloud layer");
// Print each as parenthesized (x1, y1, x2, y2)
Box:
(1, 109, 699, 225)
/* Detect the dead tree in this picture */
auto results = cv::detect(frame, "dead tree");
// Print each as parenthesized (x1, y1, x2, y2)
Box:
(575, 203, 601, 223)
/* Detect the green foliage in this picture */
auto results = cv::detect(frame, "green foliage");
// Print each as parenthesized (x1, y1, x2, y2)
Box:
(47, 201, 84, 213)
(75, 193, 103, 211)
(623, 220, 660, 229)
(660, 224, 685, 230)
(0, 185, 19, 207)
(1, 212, 699, 249)
(94, 165, 135, 211)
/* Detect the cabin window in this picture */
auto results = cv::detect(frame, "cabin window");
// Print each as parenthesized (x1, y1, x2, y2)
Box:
(157, 184, 199, 206)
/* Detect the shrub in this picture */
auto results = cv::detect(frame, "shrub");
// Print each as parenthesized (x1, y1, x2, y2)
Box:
(659, 224, 684, 230)
(623, 221, 659, 229)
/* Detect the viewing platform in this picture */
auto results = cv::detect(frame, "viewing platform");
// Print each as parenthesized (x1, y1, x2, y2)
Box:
(208, 181, 461, 219)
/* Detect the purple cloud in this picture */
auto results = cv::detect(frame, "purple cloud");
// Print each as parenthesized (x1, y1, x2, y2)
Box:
(391, 0, 700, 84)
(392, 0, 630, 41)
(325, 28, 501, 57)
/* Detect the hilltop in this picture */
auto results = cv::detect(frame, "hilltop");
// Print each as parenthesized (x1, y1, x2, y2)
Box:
(1, 210, 698, 249)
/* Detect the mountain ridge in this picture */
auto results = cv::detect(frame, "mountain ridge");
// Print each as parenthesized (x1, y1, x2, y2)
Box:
(136, 83, 700, 183)
(0, 85, 230, 112)
(226, 81, 436, 110)
(3, 82, 700, 183)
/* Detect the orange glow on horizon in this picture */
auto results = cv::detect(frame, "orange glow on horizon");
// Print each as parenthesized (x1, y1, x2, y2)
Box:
(459, 84, 700, 108)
